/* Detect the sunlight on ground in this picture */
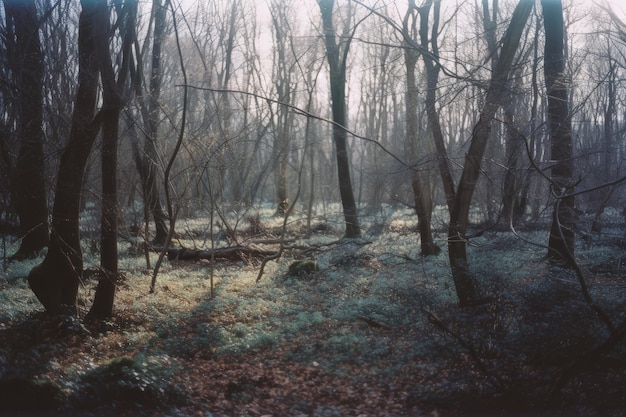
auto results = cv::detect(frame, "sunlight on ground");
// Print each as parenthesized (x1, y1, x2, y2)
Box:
(1, 207, 626, 415)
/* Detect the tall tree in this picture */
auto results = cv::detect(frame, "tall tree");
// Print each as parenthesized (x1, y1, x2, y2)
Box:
(417, 0, 456, 214)
(270, 0, 294, 215)
(3, 0, 49, 260)
(88, 0, 135, 320)
(542, 0, 575, 264)
(133, 0, 169, 245)
(318, 0, 361, 238)
(27, 0, 102, 314)
(402, 0, 439, 255)
(447, 0, 533, 306)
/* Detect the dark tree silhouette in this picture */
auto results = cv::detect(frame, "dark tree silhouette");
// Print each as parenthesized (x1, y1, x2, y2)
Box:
(318, 0, 361, 238)
(447, 0, 533, 306)
(27, 0, 102, 314)
(132, 0, 169, 246)
(3, 0, 49, 260)
(87, 0, 135, 320)
(543, 0, 575, 264)
(402, 0, 439, 256)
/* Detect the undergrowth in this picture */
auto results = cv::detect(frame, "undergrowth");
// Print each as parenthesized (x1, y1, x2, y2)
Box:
(0, 208, 625, 416)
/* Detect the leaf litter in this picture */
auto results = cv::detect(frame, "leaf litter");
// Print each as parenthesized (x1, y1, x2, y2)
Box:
(1, 208, 625, 416)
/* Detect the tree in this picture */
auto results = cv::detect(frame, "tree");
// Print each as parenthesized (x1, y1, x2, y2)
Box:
(87, 0, 135, 320)
(318, 0, 361, 238)
(416, 0, 456, 214)
(132, 0, 169, 246)
(270, 0, 295, 215)
(27, 0, 130, 317)
(543, 0, 575, 264)
(27, 0, 102, 314)
(3, 0, 49, 260)
(402, 0, 439, 255)
(447, 0, 533, 306)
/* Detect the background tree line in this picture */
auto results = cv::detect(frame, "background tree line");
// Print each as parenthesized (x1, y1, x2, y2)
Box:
(1, 0, 626, 314)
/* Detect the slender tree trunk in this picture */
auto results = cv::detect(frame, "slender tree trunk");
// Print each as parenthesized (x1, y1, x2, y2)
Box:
(27, 0, 101, 314)
(501, 92, 525, 223)
(4, 0, 49, 260)
(418, 0, 456, 214)
(402, 6, 439, 255)
(448, 0, 532, 306)
(87, 0, 134, 320)
(318, 0, 361, 238)
(271, 3, 291, 215)
(543, 0, 575, 263)
(144, 0, 169, 245)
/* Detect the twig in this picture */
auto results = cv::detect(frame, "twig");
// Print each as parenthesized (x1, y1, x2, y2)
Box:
(356, 315, 391, 329)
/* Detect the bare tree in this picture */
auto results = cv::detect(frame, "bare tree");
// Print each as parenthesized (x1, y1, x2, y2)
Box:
(447, 0, 533, 306)
(27, 0, 131, 316)
(27, 0, 102, 314)
(270, 0, 295, 215)
(132, 0, 169, 246)
(402, 0, 439, 255)
(318, 0, 361, 238)
(543, 0, 575, 264)
(417, 0, 456, 214)
(88, 0, 135, 320)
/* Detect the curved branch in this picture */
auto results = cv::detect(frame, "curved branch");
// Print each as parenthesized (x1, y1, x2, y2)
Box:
(150, 0, 189, 293)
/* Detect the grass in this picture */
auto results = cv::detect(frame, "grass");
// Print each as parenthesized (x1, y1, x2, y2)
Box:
(1, 207, 625, 416)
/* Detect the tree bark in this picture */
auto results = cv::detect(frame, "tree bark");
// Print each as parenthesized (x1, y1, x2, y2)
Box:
(143, 0, 169, 245)
(447, 0, 532, 306)
(270, 2, 292, 215)
(87, 0, 135, 320)
(4, 0, 49, 260)
(27, 0, 101, 314)
(318, 0, 361, 238)
(403, 3, 439, 256)
(418, 0, 457, 215)
(542, 0, 575, 264)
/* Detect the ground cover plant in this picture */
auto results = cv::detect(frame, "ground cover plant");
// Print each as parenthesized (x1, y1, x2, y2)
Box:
(1, 207, 625, 416)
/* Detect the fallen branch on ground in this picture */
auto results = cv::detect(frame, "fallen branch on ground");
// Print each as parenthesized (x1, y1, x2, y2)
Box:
(166, 246, 275, 263)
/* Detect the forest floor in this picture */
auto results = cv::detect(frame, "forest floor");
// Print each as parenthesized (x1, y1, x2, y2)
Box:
(1, 207, 626, 416)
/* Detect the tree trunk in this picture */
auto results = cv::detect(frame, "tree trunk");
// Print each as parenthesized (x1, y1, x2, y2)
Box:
(144, 0, 169, 245)
(448, 0, 532, 306)
(4, 0, 49, 260)
(418, 0, 456, 215)
(271, 3, 292, 216)
(87, 0, 135, 320)
(128, 0, 168, 246)
(501, 89, 526, 224)
(27, 0, 101, 314)
(402, 6, 439, 256)
(318, 0, 361, 238)
(542, 0, 576, 264)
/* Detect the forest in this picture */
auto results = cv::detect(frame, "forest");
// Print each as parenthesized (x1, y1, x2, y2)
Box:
(1, 0, 626, 415)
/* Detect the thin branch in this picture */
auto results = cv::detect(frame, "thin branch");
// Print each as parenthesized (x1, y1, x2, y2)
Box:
(150, 0, 189, 293)
(176, 84, 415, 171)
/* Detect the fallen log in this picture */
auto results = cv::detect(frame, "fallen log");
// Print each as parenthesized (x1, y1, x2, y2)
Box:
(166, 246, 276, 262)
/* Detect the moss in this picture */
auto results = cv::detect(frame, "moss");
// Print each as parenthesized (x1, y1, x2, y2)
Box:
(287, 260, 318, 277)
